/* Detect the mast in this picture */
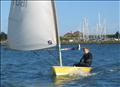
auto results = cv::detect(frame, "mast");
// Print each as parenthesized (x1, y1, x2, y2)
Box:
(82, 17, 89, 41)
(52, 1, 63, 66)
(103, 19, 107, 40)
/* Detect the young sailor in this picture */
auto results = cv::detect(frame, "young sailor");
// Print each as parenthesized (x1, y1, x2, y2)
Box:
(73, 47, 92, 67)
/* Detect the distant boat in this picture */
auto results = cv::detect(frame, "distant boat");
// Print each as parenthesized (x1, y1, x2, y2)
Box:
(8, 0, 92, 76)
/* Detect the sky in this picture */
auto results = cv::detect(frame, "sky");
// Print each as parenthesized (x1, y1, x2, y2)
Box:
(1, 0, 120, 35)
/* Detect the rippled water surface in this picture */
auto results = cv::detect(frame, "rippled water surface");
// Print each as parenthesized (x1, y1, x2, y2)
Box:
(1, 44, 120, 87)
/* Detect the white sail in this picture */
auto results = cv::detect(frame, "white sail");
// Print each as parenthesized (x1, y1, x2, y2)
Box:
(8, 0, 57, 50)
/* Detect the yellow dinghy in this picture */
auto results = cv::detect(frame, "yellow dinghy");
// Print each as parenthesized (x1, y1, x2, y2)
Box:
(52, 66, 92, 76)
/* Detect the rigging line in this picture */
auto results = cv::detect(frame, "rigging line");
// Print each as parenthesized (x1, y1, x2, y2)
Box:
(32, 49, 58, 66)
(32, 50, 53, 65)
(32, 51, 40, 56)
(46, 48, 59, 65)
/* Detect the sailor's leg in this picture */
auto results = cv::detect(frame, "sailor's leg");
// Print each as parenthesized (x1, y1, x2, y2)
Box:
(73, 63, 80, 67)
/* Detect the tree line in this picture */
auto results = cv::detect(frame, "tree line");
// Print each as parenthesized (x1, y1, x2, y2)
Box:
(60, 31, 120, 41)
(0, 31, 119, 42)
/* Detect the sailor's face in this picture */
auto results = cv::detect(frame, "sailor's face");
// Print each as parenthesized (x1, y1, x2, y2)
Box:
(83, 49, 89, 54)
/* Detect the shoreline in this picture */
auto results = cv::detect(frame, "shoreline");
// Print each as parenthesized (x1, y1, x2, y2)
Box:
(61, 40, 120, 45)
(0, 40, 120, 46)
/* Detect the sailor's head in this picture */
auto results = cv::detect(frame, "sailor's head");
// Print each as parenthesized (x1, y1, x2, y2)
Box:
(83, 47, 90, 54)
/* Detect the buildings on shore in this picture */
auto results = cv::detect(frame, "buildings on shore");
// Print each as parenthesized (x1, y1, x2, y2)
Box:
(61, 30, 120, 43)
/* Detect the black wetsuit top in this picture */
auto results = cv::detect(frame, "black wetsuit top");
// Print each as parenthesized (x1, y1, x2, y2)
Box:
(74, 52, 92, 67)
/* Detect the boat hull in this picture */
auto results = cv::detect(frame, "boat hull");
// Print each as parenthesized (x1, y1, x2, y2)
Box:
(52, 66, 92, 76)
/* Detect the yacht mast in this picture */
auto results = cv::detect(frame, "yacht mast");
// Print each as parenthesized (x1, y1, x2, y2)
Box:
(52, 1, 63, 66)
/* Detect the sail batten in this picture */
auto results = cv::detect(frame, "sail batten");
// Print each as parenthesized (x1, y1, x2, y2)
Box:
(8, 1, 57, 50)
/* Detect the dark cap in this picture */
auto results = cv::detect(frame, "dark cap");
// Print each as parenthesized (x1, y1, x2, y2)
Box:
(83, 47, 90, 51)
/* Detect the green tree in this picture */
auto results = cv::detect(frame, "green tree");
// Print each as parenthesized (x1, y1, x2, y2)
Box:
(115, 31, 119, 39)
(0, 32, 7, 41)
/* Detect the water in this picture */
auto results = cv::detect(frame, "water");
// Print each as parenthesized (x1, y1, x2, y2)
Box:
(1, 44, 120, 87)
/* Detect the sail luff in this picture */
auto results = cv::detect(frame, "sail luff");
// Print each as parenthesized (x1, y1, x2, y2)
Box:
(51, 1, 63, 66)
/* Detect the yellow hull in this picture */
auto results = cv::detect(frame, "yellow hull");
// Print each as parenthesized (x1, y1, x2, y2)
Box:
(52, 66, 92, 76)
